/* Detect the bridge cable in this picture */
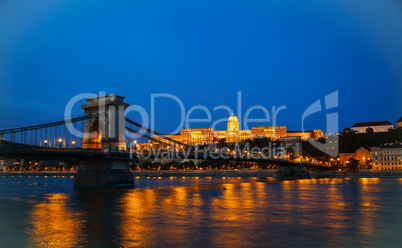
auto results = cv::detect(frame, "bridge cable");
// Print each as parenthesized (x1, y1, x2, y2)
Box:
(0, 113, 100, 135)
(125, 117, 193, 148)
(125, 126, 170, 146)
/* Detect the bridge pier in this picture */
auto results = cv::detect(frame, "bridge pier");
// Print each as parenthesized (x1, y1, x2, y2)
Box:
(73, 156, 134, 188)
(275, 164, 310, 180)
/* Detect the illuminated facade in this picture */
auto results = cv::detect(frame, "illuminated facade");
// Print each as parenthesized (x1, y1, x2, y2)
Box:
(351, 121, 394, 133)
(372, 143, 402, 170)
(148, 114, 323, 146)
(227, 114, 240, 142)
(339, 147, 372, 166)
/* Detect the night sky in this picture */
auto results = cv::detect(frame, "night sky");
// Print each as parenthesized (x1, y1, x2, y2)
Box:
(0, 0, 401, 134)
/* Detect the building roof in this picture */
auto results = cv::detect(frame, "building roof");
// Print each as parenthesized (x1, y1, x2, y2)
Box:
(183, 127, 213, 130)
(228, 113, 238, 122)
(376, 143, 402, 149)
(397, 117, 402, 123)
(287, 130, 314, 133)
(357, 147, 371, 151)
(252, 126, 286, 129)
(351, 121, 393, 127)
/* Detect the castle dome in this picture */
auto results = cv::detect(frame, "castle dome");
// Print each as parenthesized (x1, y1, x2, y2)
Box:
(228, 113, 238, 123)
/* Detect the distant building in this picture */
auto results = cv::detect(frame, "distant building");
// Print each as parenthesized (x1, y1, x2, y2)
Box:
(351, 121, 394, 133)
(144, 114, 324, 147)
(339, 147, 372, 166)
(287, 130, 323, 140)
(397, 117, 402, 129)
(372, 143, 402, 170)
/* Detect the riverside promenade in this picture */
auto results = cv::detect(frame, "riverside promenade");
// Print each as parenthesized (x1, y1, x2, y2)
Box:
(1, 170, 402, 178)
(0, 170, 277, 178)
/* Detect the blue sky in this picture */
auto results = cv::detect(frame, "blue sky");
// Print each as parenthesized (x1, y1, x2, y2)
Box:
(0, 0, 401, 134)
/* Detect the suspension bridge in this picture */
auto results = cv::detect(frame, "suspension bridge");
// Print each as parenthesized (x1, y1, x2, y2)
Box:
(0, 94, 331, 188)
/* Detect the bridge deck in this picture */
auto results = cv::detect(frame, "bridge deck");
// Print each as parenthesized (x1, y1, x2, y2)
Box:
(137, 151, 331, 169)
(0, 145, 131, 158)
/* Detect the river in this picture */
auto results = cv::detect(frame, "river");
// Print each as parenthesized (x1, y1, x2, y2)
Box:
(0, 176, 401, 247)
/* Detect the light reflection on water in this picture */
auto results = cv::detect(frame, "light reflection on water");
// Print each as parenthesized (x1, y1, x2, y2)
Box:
(26, 194, 86, 248)
(0, 177, 402, 247)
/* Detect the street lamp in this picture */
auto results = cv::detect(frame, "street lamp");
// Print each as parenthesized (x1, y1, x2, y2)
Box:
(72, 141, 76, 148)
(44, 140, 48, 147)
(58, 138, 62, 148)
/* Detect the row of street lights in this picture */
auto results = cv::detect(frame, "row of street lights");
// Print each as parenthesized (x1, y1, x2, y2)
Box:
(43, 139, 76, 148)
(132, 140, 184, 151)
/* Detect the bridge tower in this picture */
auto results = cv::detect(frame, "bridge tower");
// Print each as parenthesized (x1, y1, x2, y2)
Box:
(279, 136, 302, 161)
(276, 136, 310, 180)
(81, 94, 129, 151)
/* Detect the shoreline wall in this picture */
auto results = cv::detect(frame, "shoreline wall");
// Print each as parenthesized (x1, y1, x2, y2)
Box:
(2, 170, 402, 178)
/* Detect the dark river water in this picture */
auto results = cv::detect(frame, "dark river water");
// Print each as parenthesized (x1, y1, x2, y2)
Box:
(0, 176, 402, 247)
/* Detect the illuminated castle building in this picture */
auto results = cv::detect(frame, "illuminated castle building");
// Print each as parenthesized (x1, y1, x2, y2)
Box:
(148, 114, 323, 147)
(226, 114, 240, 142)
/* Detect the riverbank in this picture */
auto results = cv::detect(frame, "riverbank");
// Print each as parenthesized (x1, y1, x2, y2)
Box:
(329, 171, 402, 178)
(0, 171, 76, 177)
(131, 170, 277, 178)
(0, 170, 277, 178)
(2, 170, 402, 178)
